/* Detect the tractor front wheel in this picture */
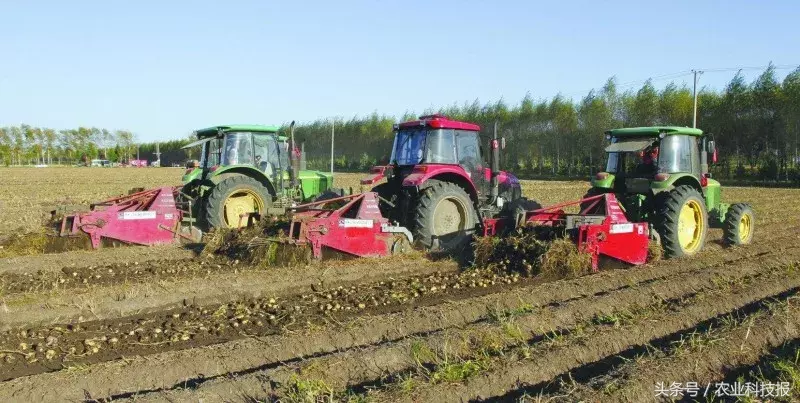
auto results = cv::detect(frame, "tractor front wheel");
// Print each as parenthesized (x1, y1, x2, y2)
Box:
(204, 175, 272, 229)
(413, 180, 478, 252)
(723, 203, 755, 246)
(655, 185, 709, 258)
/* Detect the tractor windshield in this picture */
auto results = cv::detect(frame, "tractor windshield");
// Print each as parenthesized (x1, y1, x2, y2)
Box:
(221, 132, 254, 166)
(390, 129, 457, 165)
(657, 135, 700, 174)
(391, 129, 426, 165)
(201, 138, 222, 168)
(604, 137, 658, 176)
(604, 135, 700, 176)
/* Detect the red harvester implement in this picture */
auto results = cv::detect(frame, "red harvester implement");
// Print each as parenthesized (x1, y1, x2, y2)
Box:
(528, 193, 650, 271)
(280, 192, 413, 259)
(484, 193, 651, 271)
(54, 186, 648, 273)
(58, 187, 200, 248)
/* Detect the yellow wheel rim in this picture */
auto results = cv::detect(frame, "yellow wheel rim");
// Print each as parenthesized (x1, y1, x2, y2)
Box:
(738, 213, 752, 243)
(223, 189, 265, 228)
(677, 199, 704, 253)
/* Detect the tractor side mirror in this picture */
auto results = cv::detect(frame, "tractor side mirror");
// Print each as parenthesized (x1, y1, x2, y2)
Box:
(500, 137, 506, 150)
(707, 140, 718, 164)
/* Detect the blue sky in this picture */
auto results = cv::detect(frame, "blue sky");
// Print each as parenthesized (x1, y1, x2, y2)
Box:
(1, 1, 798, 142)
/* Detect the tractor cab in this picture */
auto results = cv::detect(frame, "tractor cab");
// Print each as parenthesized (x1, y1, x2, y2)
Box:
(180, 124, 333, 230)
(592, 127, 715, 197)
(386, 115, 489, 193)
(182, 125, 291, 188)
(363, 114, 525, 252)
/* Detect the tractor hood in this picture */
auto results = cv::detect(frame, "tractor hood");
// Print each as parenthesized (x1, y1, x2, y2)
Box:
(605, 139, 655, 153)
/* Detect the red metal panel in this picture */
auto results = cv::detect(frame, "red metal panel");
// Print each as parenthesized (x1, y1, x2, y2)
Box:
(578, 221, 649, 271)
(61, 187, 183, 248)
(398, 115, 481, 131)
(400, 164, 475, 192)
(361, 165, 388, 185)
(519, 193, 650, 270)
(288, 192, 396, 259)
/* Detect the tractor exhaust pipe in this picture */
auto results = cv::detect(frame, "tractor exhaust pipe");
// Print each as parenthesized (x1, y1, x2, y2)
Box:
(289, 120, 299, 188)
(489, 121, 500, 205)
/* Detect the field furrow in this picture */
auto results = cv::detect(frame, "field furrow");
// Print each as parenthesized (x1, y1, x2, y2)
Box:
(550, 294, 800, 402)
(148, 248, 798, 402)
(357, 262, 800, 402)
(0, 171, 797, 402)
(0, 255, 458, 331)
(1, 239, 794, 402)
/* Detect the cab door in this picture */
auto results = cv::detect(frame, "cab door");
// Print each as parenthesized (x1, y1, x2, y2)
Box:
(455, 130, 487, 196)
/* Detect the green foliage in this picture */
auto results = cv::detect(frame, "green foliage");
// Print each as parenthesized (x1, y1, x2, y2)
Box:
(282, 377, 334, 403)
(2, 66, 800, 179)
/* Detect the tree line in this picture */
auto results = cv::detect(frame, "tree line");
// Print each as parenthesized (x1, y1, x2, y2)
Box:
(296, 65, 800, 183)
(2, 65, 799, 182)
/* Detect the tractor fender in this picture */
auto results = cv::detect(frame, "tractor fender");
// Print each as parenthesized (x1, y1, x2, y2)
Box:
(208, 165, 277, 197)
(651, 173, 702, 194)
(403, 166, 479, 202)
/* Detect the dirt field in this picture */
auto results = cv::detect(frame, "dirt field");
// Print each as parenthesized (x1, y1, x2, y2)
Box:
(1, 167, 799, 402)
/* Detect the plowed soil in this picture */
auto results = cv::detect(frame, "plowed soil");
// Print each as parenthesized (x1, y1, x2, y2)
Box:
(0, 168, 799, 403)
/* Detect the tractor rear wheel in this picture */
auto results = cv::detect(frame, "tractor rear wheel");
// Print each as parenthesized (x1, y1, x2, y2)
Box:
(204, 175, 272, 229)
(723, 203, 755, 245)
(413, 180, 478, 252)
(655, 185, 708, 258)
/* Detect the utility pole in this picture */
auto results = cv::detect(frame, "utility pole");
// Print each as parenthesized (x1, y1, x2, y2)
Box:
(154, 143, 161, 166)
(692, 69, 704, 128)
(330, 119, 335, 174)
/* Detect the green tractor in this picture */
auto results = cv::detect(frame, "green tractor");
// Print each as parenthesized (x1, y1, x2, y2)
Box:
(181, 123, 335, 229)
(590, 126, 754, 258)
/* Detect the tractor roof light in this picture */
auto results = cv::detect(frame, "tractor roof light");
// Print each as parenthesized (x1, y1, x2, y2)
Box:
(659, 132, 667, 139)
(605, 134, 612, 140)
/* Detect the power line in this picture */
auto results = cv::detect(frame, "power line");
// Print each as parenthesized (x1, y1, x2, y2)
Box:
(699, 64, 799, 73)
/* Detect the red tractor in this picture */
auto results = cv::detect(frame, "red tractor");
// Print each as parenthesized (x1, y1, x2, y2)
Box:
(361, 114, 536, 252)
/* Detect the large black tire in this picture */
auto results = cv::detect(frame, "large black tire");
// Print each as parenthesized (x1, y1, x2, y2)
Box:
(654, 185, 709, 258)
(723, 203, 755, 246)
(313, 188, 346, 202)
(503, 197, 542, 228)
(413, 180, 479, 252)
(204, 175, 272, 229)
